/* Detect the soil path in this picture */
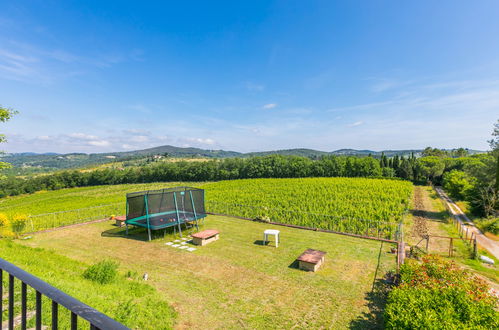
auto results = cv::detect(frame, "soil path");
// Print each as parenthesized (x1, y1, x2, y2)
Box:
(435, 187, 499, 259)
(409, 186, 450, 254)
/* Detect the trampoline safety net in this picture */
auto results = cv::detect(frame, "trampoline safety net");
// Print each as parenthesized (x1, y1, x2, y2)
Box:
(125, 186, 206, 239)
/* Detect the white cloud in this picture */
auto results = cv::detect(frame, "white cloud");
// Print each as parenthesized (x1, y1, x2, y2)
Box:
(347, 121, 364, 127)
(262, 103, 277, 110)
(130, 135, 149, 143)
(0, 37, 142, 84)
(87, 140, 111, 147)
(68, 133, 98, 140)
(185, 138, 215, 145)
(36, 135, 51, 141)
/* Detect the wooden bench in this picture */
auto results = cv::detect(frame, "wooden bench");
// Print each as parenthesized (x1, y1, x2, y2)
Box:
(114, 216, 126, 227)
(191, 229, 219, 246)
(297, 249, 326, 272)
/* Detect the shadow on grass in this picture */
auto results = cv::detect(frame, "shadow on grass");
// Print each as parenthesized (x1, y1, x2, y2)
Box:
(101, 226, 171, 242)
(349, 241, 395, 329)
(288, 259, 300, 270)
(253, 240, 271, 246)
(411, 209, 448, 222)
(349, 278, 391, 329)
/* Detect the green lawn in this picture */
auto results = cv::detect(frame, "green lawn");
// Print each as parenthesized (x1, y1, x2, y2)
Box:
(12, 215, 396, 329)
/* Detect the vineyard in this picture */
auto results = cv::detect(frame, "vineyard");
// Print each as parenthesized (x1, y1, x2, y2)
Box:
(203, 178, 413, 240)
(0, 178, 412, 238)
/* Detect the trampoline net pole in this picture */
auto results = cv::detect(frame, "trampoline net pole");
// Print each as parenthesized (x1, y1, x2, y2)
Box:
(144, 194, 151, 241)
(189, 190, 199, 231)
(173, 192, 182, 238)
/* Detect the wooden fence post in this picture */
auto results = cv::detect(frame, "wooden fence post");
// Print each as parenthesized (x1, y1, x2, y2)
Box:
(473, 239, 477, 259)
(449, 238, 453, 257)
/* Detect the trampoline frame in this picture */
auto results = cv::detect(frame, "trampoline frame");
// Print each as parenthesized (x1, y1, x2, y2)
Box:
(125, 187, 206, 241)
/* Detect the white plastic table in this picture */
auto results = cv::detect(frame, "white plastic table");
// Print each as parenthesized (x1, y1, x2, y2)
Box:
(263, 229, 280, 248)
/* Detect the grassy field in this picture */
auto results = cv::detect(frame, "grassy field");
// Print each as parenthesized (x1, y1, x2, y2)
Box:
(13, 215, 396, 329)
(0, 239, 176, 329)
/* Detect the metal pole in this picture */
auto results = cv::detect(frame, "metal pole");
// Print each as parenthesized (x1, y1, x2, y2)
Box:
(173, 192, 182, 238)
(144, 195, 151, 241)
(189, 190, 199, 231)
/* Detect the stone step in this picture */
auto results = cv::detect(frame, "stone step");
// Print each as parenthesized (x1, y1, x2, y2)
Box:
(1, 310, 36, 329)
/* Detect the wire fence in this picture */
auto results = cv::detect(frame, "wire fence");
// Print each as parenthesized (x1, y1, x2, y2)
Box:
(26, 203, 123, 233)
(206, 200, 402, 241)
(23, 200, 403, 241)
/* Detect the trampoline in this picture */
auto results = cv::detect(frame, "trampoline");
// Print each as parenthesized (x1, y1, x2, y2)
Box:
(125, 186, 206, 241)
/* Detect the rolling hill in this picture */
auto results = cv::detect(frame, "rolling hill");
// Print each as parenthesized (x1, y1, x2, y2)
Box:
(0, 145, 484, 171)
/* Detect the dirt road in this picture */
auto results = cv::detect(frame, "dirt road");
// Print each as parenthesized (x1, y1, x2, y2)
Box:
(435, 187, 499, 260)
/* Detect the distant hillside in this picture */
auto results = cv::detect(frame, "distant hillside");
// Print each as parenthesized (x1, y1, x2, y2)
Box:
(243, 148, 330, 158)
(0, 145, 485, 172)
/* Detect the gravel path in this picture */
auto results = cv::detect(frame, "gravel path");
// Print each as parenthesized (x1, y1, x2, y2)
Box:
(435, 187, 499, 259)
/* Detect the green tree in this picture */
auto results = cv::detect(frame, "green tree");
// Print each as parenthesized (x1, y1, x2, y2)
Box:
(0, 106, 17, 172)
(442, 170, 474, 200)
(419, 156, 445, 183)
(488, 119, 499, 191)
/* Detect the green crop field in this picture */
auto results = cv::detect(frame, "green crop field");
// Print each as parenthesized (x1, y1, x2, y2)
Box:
(0, 178, 412, 238)
(204, 178, 413, 239)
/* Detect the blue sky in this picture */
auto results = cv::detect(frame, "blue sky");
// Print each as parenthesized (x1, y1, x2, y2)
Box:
(0, 1, 498, 153)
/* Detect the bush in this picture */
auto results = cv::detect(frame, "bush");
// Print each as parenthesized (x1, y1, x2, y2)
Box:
(384, 255, 499, 329)
(83, 260, 119, 284)
(10, 214, 28, 237)
(476, 217, 499, 235)
(0, 213, 13, 237)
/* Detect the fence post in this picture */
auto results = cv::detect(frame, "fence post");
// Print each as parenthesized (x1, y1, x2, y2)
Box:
(449, 237, 454, 257)
(425, 235, 429, 252)
(473, 239, 477, 259)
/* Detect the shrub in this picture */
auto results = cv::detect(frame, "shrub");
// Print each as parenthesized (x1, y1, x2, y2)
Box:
(83, 260, 119, 284)
(384, 255, 499, 329)
(0, 213, 13, 237)
(10, 214, 29, 237)
(476, 217, 499, 235)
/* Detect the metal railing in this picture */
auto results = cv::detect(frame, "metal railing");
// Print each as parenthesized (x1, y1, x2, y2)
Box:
(0, 257, 128, 330)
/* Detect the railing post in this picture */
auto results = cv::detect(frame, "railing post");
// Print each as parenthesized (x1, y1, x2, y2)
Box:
(21, 282, 27, 330)
(9, 274, 14, 330)
(36, 291, 42, 330)
(71, 311, 78, 330)
(0, 269, 2, 326)
(52, 300, 58, 330)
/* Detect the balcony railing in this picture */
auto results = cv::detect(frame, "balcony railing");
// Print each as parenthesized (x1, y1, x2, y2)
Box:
(0, 257, 128, 330)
